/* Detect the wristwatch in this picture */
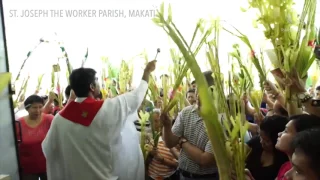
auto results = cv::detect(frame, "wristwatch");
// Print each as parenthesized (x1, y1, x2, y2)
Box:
(179, 138, 188, 147)
(297, 92, 312, 103)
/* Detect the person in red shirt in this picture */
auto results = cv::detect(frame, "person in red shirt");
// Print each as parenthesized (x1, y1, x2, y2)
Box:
(40, 95, 54, 114)
(16, 95, 54, 180)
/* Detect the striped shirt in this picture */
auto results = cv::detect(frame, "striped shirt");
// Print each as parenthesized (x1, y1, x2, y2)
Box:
(172, 105, 218, 174)
(148, 139, 177, 179)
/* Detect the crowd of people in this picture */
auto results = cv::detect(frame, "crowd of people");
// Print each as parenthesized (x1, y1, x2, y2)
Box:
(13, 60, 320, 180)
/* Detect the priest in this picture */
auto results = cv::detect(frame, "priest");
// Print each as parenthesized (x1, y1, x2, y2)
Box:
(42, 60, 157, 180)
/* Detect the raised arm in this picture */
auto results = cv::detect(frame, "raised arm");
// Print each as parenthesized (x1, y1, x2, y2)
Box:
(161, 112, 180, 148)
(42, 92, 55, 114)
(113, 60, 157, 121)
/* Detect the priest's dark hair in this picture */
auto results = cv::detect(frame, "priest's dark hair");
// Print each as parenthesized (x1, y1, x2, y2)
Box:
(69, 68, 97, 97)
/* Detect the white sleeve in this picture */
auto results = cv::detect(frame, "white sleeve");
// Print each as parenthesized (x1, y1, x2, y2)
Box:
(41, 119, 63, 180)
(42, 118, 57, 158)
(104, 80, 148, 127)
(118, 80, 148, 112)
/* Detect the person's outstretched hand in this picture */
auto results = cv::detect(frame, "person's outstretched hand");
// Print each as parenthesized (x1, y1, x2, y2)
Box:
(263, 80, 278, 95)
(49, 91, 56, 102)
(145, 60, 157, 73)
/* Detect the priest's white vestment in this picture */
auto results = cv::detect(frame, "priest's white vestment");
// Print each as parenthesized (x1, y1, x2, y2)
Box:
(42, 80, 148, 180)
(112, 111, 145, 180)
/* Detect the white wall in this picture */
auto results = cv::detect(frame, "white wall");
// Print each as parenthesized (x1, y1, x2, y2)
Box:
(0, 4, 20, 180)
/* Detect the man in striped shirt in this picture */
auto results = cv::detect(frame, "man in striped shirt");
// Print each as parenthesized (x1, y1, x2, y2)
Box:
(147, 109, 179, 180)
(161, 71, 218, 180)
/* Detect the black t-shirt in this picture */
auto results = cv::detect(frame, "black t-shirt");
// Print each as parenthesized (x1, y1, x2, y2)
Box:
(246, 137, 282, 180)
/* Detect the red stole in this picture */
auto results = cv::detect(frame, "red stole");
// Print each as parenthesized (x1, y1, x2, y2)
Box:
(59, 97, 104, 126)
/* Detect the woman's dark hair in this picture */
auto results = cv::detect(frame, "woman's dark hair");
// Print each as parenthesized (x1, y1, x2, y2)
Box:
(260, 115, 289, 165)
(24, 95, 44, 110)
(290, 114, 320, 133)
(260, 115, 288, 145)
(69, 68, 97, 97)
(292, 128, 320, 177)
